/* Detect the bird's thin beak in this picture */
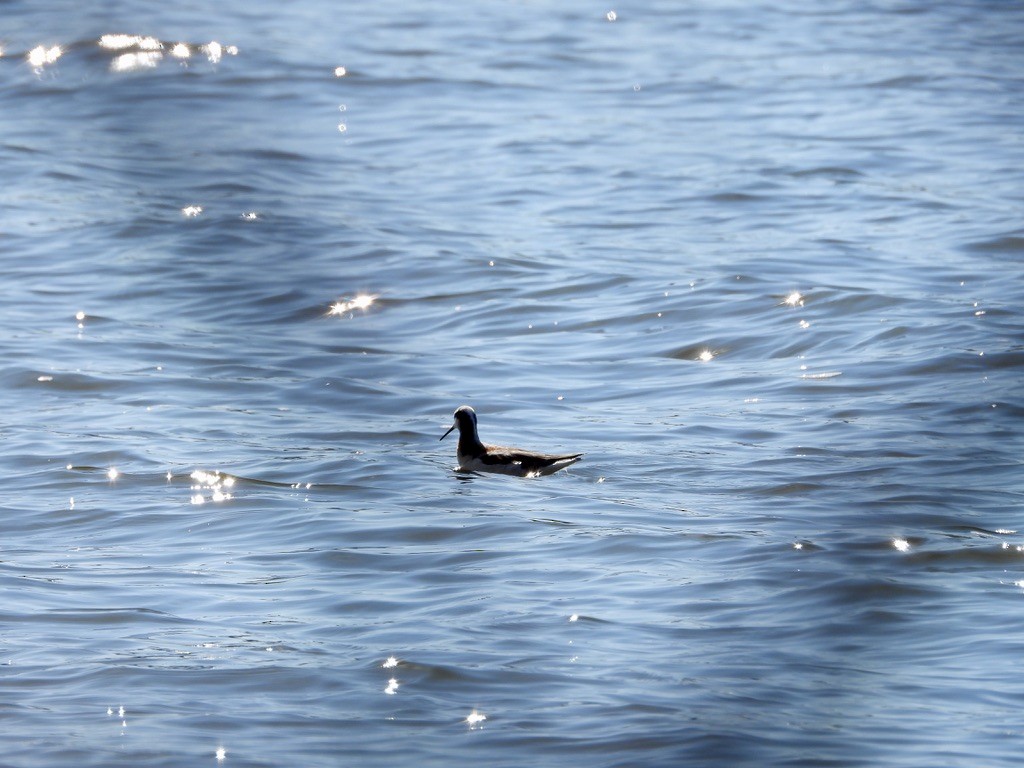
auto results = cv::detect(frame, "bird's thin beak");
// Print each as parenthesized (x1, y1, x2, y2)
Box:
(440, 422, 456, 441)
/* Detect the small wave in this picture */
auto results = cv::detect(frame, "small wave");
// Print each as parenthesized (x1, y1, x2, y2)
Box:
(963, 235, 1024, 253)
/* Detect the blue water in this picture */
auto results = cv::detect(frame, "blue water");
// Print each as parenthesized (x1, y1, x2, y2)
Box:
(2, 1, 1023, 766)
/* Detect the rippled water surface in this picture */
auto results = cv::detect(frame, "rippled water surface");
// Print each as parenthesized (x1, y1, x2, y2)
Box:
(2, 1, 1023, 766)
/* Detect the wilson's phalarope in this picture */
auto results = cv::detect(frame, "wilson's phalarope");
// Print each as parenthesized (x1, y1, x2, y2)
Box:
(440, 405, 583, 477)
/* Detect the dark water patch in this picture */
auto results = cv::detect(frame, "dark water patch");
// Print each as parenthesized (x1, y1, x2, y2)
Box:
(963, 234, 1024, 254)
(25, 608, 190, 626)
(865, 74, 936, 89)
(706, 191, 765, 204)
(789, 165, 865, 179)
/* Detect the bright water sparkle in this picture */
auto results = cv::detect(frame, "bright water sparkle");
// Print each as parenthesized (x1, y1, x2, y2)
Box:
(1, 1, 1023, 766)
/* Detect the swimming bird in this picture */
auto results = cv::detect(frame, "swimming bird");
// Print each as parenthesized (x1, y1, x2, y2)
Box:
(440, 405, 583, 477)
